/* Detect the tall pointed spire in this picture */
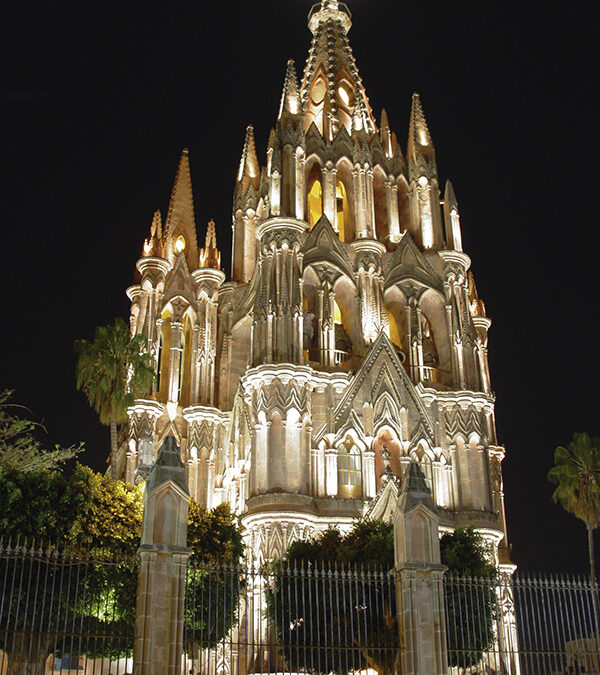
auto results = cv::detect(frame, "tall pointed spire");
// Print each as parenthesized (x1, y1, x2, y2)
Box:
(407, 93, 435, 164)
(237, 125, 260, 194)
(302, 1, 375, 137)
(278, 60, 301, 120)
(443, 180, 463, 252)
(164, 149, 198, 267)
(199, 219, 221, 270)
(380, 108, 394, 158)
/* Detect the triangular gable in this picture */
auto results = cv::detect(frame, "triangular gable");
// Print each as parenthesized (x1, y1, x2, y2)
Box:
(163, 253, 194, 306)
(302, 214, 354, 281)
(333, 331, 435, 442)
(385, 233, 442, 291)
(364, 477, 400, 523)
(330, 124, 354, 161)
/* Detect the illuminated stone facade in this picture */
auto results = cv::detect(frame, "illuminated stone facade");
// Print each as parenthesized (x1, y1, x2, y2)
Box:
(119, 0, 510, 565)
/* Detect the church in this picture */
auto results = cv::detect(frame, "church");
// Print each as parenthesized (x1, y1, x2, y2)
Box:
(117, 0, 511, 566)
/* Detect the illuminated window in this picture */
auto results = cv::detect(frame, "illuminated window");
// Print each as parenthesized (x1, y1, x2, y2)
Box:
(338, 85, 350, 106)
(179, 315, 192, 406)
(158, 309, 171, 400)
(175, 235, 186, 254)
(335, 180, 352, 242)
(333, 298, 342, 325)
(307, 180, 323, 228)
(386, 308, 403, 349)
(337, 437, 362, 498)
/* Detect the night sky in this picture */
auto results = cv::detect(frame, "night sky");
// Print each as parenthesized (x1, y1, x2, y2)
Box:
(2, 1, 598, 574)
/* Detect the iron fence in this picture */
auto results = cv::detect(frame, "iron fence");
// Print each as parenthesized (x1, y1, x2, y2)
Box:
(3, 540, 600, 675)
(183, 559, 398, 675)
(0, 539, 137, 674)
(444, 572, 600, 674)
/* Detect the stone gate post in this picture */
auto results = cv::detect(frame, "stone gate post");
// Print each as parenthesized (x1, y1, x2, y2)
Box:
(393, 462, 448, 675)
(134, 436, 191, 675)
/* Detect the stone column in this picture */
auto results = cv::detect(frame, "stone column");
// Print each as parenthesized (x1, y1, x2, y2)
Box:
(134, 436, 191, 675)
(393, 462, 448, 675)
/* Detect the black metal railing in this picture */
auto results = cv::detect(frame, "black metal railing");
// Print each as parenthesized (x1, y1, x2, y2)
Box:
(0, 539, 137, 674)
(3, 539, 600, 674)
(444, 571, 600, 674)
(183, 560, 398, 675)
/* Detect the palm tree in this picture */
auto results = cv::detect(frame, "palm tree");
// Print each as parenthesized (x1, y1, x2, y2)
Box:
(548, 432, 600, 582)
(75, 318, 155, 477)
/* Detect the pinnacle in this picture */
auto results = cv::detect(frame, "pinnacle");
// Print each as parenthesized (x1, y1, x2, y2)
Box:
(237, 125, 260, 194)
(380, 108, 390, 131)
(444, 180, 457, 208)
(164, 149, 198, 262)
(409, 92, 432, 147)
(278, 59, 301, 119)
(199, 219, 221, 269)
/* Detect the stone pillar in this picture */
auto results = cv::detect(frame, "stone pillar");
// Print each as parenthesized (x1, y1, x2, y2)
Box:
(134, 436, 191, 675)
(393, 462, 448, 675)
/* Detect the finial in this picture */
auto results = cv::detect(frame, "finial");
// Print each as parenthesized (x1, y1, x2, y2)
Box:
(237, 125, 260, 193)
(199, 219, 222, 269)
(308, 0, 351, 35)
(409, 92, 432, 147)
(278, 59, 301, 119)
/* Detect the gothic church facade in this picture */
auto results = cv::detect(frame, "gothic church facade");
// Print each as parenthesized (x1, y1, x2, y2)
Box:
(118, 0, 511, 566)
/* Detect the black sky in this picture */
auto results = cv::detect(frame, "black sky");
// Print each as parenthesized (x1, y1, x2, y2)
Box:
(1, 1, 598, 574)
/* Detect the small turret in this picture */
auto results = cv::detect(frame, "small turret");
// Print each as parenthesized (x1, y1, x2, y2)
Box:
(278, 60, 301, 119)
(443, 180, 463, 252)
(236, 125, 260, 195)
(406, 94, 443, 250)
(380, 108, 394, 158)
(232, 126, 261, 283)
(199, 219, 221, 270)
(143, 210, 164, 257)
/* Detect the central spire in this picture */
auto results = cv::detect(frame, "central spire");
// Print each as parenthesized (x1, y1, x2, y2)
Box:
(302, 0, 375, 139)
(307, 0, 352, 36)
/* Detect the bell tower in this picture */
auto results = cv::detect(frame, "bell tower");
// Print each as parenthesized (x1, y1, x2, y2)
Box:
(116, 0, 512, 572)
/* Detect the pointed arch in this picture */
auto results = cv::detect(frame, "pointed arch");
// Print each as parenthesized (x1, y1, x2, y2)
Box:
(372, 426, 403, 488)
(157, 305, 172, 400)
(397, 175, 410, 234)
(373, 165, 389, 244)
(305, 156, 324, 228)
(383, 285, 408, 361)
(335, 158, 356, 242)
(420, 288, 451, 385)
(337, 434, 362, 499)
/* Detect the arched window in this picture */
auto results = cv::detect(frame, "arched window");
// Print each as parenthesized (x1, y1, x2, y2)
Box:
(308, 179, 323, 228)
(157, 308, 172, 401)
(337, 436, 362, 498)
(179, 314, 193, 406)
(336, 181, 348, 241)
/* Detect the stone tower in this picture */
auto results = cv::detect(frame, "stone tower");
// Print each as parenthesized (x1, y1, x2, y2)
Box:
(119, 0, 511, 566)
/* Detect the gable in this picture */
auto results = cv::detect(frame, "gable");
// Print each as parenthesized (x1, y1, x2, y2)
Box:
(302, 214, 354, 281)
(385, 233, 442, 291)
(163, 253, 194, 306)
(332, 331, 435, 444)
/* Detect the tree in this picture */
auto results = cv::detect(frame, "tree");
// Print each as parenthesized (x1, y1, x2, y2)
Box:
(441, 527, 497, 669)
(0, 464, 243, 670)
(265, 520, 397, 675)
(0, 389, 82, 472)
(75, 318, 154, 477)
(184, 501, 245, 654)
(548, 432, 600, 582)
(266, 520, 497, 675)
